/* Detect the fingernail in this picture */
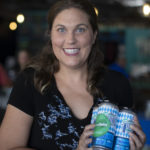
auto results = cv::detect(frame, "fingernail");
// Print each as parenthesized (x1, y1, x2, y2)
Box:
(130, 125, 133, 129)
(129, 132, 133, 137)
(129, 137, 133, 144)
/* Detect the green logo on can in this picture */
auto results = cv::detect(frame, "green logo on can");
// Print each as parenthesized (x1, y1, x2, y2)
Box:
(93, 114, 110, 137)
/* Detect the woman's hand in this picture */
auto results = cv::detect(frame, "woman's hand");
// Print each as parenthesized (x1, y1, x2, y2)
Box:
(76, 124, 95, 150)
(129, 116, 146, 150)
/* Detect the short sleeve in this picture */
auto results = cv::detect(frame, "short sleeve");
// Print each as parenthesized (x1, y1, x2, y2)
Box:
(8, 68, 35, 116)
(101, 70, 133, 109)
(113, 72, 133, 108)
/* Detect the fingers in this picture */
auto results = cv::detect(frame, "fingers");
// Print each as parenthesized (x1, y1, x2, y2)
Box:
(134, 116, 142, 129)
(133, 116, 146, 144)
(129, 136, 136, 150)
(131, 124, 146, 144)
(81, 124, 95, 142)
(77, 124, 95, 150)
(129, 116, 146, 150)
(84, 124, 95, 131)
(130, 132, 143, 150)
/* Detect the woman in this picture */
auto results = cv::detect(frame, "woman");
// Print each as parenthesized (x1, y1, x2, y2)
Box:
(0, 0, 146, 149)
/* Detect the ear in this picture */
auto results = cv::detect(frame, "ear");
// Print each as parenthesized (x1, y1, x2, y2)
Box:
(92, 31, 97, 44)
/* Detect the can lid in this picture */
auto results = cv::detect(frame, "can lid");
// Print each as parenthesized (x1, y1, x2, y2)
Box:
(123, 107, 129, 110)
(99, 100, 119, 110)
(120, 107, 135, 115)
(103, 99, 110, 103)
(93, 106, 99, 110)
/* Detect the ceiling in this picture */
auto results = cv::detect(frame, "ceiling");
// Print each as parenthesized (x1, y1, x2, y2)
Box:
(1, 0, 150, 26)
(0, 0, 150, 64)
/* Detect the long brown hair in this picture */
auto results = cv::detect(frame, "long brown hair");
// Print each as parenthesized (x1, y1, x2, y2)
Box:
(28, 0, 105, 97)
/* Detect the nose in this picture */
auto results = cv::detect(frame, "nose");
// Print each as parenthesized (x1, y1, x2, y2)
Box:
(66, 31, 76, 44)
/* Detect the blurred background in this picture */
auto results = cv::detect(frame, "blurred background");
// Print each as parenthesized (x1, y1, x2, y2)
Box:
(0, 0, 150, 149)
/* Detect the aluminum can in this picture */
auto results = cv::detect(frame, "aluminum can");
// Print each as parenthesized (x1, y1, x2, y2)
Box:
(88, 106, 99, 148)
(114, 107, 135, 150)
(92, 100, 119, 150)
(91, 106, 99, 124)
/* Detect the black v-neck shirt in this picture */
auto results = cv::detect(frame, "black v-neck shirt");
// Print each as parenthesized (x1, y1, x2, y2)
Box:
(8, 68, 133, 150)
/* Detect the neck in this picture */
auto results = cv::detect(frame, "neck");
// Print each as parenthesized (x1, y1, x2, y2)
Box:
(54, 65, 88, 84)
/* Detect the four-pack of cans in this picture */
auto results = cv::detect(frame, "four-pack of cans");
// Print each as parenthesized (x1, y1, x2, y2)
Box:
(90, 100, 135, 150)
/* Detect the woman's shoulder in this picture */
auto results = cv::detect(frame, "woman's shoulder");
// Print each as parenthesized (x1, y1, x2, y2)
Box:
(100, 69, 131, 92)
(20, 67, 35, 76)
(100, 69, 133, 108)
(103, 69, 129, 84)
(18, 67, 35, 77)
(15, 67, 35, 85)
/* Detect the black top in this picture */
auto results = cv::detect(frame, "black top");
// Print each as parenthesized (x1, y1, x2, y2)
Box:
(8, 68, 133, 150)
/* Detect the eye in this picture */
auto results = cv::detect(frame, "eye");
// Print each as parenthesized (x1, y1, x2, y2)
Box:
(76, 27, 86, 33)
(57, 28, 65, 32)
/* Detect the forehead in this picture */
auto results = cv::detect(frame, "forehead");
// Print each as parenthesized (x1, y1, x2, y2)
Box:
(52, 8, 90, 26)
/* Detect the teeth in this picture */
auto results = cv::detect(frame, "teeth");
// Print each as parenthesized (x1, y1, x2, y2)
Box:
(64, 48, 79, 54)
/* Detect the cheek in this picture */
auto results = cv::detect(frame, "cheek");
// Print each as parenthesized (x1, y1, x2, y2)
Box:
(79, 33, 95, 47)
(51, 35, 64, 59)
(51, 33, 64, 48)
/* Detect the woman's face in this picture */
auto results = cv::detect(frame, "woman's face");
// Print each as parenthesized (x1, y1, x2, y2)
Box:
(51, 8, 97, 70)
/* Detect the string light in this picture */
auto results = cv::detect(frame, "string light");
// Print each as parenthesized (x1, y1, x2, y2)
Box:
(16, 13, 25, 23)
(9, 22, 17, 31)
(94, 7, 99, 16)
(142, 4, 150, 16)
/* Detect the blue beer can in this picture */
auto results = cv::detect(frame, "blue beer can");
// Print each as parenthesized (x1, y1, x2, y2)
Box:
(114, 107, 135, 150)
(91, 106, 99, 124)
(88, 106, 99, 148)
(92, 100, 119, 150)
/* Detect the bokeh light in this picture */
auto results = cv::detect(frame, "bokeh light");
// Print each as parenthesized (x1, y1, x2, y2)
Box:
(94, 7, 99, 16)
(16, 14, 25, 23)
(9, 22, 17, 31)
(143, 4, 150, 16)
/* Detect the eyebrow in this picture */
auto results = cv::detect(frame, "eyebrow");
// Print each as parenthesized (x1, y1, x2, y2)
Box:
(54, 24, 89, 28)
(76, 24, 89, 28)
(55, 24, 64, 28)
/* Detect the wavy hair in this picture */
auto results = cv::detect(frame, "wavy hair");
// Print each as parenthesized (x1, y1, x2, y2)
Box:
(28, 0, 106, 97)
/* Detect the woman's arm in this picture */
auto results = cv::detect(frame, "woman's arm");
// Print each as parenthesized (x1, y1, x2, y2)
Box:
(0, 104, 34, 150)
(11, 148, 35, 150)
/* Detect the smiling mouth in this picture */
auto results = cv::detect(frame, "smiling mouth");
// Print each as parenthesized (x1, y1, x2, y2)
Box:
(63, 48, 80, 55)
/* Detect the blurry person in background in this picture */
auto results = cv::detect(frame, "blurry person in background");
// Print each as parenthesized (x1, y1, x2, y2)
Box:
(5, 50, 31, 83)
(109, 56, 129, 79)
(0, 0, 146, 150)
(0, 63, 12, 123)
(17, 49, 31, 71)
(0, 63, 12, 88)
(109, 44, 129, 79)
(5, 56, 18, 82)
